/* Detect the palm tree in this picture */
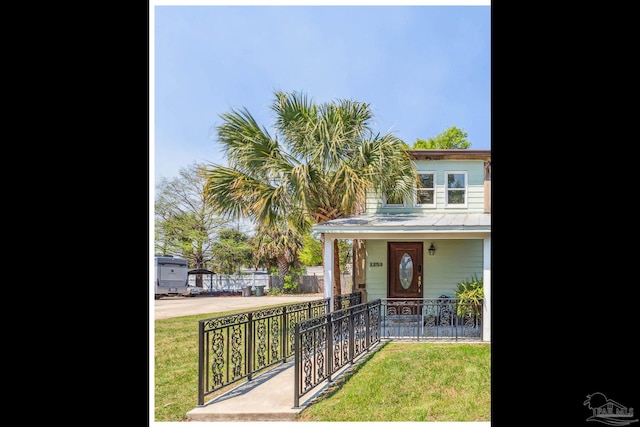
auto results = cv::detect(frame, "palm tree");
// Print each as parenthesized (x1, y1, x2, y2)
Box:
(252, 222, 304, 290)
(203, 90, 417, 301)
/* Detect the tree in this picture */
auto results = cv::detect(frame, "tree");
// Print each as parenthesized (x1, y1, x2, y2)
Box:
(203, 90, 417, 300)
(337, 239, 353, 272)
(298, 232, 323, 267)
(413, 126, 471, 149)
(252, 222, 303, 289)
(155, 162, 228, 286)
(210, 228, 254, 274)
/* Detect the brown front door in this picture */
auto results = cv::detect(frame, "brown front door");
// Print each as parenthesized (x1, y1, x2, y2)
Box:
(388, 242, 423, 314)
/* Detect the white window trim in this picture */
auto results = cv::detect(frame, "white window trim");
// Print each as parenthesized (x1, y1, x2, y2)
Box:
(382, 193, 406, 208)
(414, 171, 436, 208)
(445, 170, 468, 208)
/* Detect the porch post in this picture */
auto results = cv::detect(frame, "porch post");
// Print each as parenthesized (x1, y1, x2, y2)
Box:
(323, 234, 335, 311)
(482, 235, 491, 342)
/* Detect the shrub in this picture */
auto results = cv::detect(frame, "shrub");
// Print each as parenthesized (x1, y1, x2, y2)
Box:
(268, 286, 283, 296)
(283, 274, 298, 293)
(455, 273, 484, 317)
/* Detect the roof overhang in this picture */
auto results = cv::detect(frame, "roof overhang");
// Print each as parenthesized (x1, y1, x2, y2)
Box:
(312, 213, 491, 240)
(410, 149, 491, 161)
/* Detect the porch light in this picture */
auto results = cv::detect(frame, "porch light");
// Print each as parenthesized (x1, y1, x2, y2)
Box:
(428, 243, 436, 256)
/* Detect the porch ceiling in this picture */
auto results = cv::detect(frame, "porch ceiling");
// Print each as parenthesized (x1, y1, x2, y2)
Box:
(312, 213, 491, 237)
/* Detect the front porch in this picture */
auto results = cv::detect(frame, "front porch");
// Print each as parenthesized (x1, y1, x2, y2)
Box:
(381, 297, 483, 340)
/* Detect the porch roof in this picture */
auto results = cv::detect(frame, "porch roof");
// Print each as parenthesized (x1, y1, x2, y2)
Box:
(312, 212, 491, 236)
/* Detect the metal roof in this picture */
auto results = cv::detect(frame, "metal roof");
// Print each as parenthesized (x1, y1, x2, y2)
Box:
(312, 213, 491, 237)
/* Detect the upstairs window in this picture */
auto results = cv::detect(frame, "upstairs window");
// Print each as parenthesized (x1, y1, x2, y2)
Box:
(415, 172, 436, 207)
(445, 171, 467, 207)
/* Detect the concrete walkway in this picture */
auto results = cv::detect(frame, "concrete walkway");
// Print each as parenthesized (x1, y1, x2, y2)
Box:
(186, 346, 378, 422)
(154, 293, 324, 320)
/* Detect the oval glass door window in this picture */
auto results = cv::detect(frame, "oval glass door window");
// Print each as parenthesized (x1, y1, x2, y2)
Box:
(399, 252, 413, 289)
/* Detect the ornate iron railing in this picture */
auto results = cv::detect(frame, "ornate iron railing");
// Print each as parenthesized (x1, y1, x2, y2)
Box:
(197, 298, 328, 405)
(334, 292, 362, 311)
(292, 297, 482, 407)
(196, 292, 363, 406)
(381, 298, 483, 340)
(293, 299, 382, 408)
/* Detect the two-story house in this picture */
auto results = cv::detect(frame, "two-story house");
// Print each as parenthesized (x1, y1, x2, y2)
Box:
(313, 149, 491, 342)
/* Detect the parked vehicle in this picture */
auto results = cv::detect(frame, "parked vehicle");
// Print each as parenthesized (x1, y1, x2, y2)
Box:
(154, 255, 189, 299)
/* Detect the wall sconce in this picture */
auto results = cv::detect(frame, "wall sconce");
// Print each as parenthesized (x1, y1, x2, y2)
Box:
(428, 243, 436, 256)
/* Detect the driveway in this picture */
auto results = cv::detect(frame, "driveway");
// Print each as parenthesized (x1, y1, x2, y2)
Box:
(154, 293, 325, 319)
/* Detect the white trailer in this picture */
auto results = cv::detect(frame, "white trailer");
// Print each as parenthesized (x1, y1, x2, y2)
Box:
(155, 255, 189, 299)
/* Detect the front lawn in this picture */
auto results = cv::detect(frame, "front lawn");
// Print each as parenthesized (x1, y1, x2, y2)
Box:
(154, 311, 490, 422)
(295, 342, 491, 422)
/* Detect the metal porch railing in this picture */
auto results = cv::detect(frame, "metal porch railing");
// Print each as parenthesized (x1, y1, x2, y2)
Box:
(381, 298, 483, 340)
(196, 292, 363, 406)
(293, 299, 382, 408)
(292, 297, 483, 407)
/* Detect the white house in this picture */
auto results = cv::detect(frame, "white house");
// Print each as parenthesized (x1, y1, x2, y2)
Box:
(312, 149, 491, 341)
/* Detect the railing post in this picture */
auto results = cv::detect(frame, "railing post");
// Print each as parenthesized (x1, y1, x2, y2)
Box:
(365, 303, 370, 351)
(416, 299, 421, 341)
(348, 308, 355, 364)
(247, 312, 253, 381)
(480, 300, 483, 341)
(454, 299, 459, 342)
(326, 313, 333, 383)
(293, 322, 300, 408)
(417, 298, 422, 342)
(197, 321, 205, 406)
(282, 308, 288, 361)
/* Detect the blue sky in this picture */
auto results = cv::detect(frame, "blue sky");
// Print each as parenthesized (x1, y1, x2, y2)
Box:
(150, 1, 491, 183)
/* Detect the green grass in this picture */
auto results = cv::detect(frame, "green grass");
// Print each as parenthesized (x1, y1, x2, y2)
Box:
(154, 313, 211, 422)
(154, 311, 491, 422)
(295, 341, 491, 421)
(154, 304, 298, 422)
